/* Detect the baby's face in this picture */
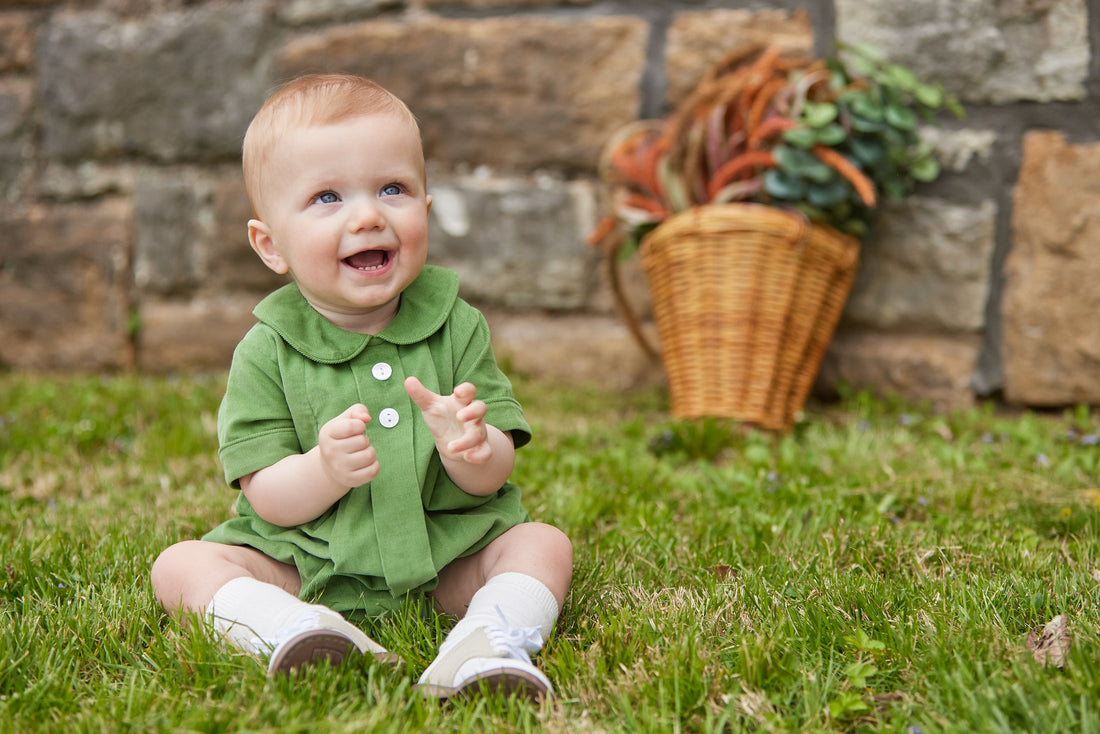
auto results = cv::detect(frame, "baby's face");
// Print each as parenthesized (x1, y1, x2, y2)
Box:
(248, 112, 432, 334)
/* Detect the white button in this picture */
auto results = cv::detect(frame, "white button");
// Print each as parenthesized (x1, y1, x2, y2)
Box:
(372, 362, 392, 381)
(378, 408, 400, 428)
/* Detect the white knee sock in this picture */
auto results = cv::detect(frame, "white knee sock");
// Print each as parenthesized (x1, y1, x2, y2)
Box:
(438, 572, 560, 657)
(205, 576, 373, 655)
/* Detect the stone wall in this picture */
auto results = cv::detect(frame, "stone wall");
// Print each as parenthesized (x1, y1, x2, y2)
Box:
(1, 0, 1098, 410)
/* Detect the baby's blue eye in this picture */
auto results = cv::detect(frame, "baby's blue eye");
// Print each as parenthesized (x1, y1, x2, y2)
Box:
(314, 191, 339, 204)
(381, 184, 403, 196)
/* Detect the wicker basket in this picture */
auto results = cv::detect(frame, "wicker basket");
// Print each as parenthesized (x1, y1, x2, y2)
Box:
(620, 203, 859, 431)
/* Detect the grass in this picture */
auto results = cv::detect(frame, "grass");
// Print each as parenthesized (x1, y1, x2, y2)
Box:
(1, 370, 1098, 732)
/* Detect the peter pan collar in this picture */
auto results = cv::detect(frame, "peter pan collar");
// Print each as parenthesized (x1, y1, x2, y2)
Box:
(253, 265, 461, 363)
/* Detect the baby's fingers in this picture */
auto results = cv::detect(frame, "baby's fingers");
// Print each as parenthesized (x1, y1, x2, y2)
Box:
(325, 404, 372, 439)
(455, 398, 488, 423)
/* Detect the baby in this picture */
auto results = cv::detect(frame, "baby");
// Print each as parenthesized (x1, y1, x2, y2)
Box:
(150, 74, 573, 701)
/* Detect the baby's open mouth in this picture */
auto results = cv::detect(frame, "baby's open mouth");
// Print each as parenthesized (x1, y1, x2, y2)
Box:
(344, 250, 390, 271)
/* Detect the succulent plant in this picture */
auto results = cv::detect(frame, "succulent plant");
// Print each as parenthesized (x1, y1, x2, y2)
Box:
(591, 42, 962, 254)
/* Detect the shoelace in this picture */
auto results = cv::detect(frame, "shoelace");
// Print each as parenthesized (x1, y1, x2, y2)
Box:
(484, 605, 544, 664)
(247, 611, 322, 655)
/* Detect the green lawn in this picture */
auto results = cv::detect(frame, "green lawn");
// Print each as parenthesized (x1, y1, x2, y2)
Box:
(1, 371, 1098, 732)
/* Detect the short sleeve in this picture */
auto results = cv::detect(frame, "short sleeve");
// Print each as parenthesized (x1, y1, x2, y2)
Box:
(217, 325, 303, 488)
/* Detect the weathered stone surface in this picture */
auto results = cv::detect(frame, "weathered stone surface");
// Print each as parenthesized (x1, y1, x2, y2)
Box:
(132, 169, 211, 296)
(425, 0, 593, 6)
(38, 7, 269, 162)
(0, 78, 32, 202)
(39, 161, 137, 201)
(208, 172, 288, 294)
(844, 197, 996, 332)
(136, 295, 261, 372)
(835, 0, 1088, 103)
(0, 11, 33, 72)
(277, 0, 401, 26)
(665, 9, 814, 104)
(483, 310, 663, 389)
(818, 330, 981, 409)
(0, 198, 132, 370)
(920, 127, 997, 174)
(1003, 131, 1100, 405)
(427, 173, 601, 309)
(275, 15, 647, 172)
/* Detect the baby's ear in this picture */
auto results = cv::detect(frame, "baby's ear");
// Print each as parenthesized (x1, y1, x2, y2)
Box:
(248, 219, 290, 275)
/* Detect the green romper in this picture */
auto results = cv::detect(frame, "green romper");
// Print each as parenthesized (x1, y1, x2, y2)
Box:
(203, 265, 532, 617)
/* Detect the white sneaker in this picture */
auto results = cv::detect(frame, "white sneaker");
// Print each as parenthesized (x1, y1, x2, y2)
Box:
(417, 608, 552, 701)
(263, 611, 403, 676)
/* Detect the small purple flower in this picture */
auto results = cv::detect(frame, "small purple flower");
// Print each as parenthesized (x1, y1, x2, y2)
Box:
(981, 432, 994, 443)
(906, 727, 922, 734)
(1080, 433, 1098, 446)
(1036, 453, 1050, 467)
(918, 497, 928, 506)
(899, 414, 912, 426)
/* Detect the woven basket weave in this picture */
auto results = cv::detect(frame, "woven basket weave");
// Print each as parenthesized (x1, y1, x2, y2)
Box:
(627, 203, 859, 431)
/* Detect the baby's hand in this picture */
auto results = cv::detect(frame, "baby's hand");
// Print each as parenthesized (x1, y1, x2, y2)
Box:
(405, 376, 493, 464)
(318, 404, 380, 488)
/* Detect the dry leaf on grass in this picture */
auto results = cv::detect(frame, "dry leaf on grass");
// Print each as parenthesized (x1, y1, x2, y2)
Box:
(1027, 614, 1070, 668)
(737, 689, 776, 725)
(1091, 569, 1100, 583)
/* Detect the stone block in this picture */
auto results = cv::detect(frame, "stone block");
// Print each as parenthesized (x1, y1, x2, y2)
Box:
(133, 168, 211, 296)
(276, 0, 402, 26)
(427, 173, 600, 310)
(0, 11, 33, 72)
(136, 294, 261, 372)
(208, 171, 289, 295)
(818, 330, 981, 410)
(835, 0, 1088, 103)
(0, 199, 133, 370)
(275, 15, 647, 172)
(483, 309, 663, 390)
(38, 7, 268, 162)
(424, 0, 594, 6)
(39, 161, 137, 201)
(844, 197, 996, 332)
(666, 9, 814, 104)
(1003, 131, 1100, 406)
(0, 78, 32, 202)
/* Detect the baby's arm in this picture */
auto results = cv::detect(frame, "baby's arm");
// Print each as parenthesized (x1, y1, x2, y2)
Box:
(240, 404, 380, 526)
(405, 376, 516, 497)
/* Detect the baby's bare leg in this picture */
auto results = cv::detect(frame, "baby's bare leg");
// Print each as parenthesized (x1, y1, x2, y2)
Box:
(431, 522, 572, 617)
(150, 539, 399, 675)
(419, 522, 573, 700)
(150, 539, 300, 617)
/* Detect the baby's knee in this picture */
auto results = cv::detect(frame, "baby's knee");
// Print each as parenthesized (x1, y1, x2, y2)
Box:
(528, 523, 574, 567)
(150, 540, 205, 604)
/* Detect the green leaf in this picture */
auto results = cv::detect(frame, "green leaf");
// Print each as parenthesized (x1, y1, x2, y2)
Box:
(807, 178, 852, 207)
(885, 104, 917, 131)
(909, 155, 941, 182)
(914, 82, 945, 108)
(814, 123, 847, 146)
(848, 137, 885, 165)
(763, 168, 807, 200)
(847, 94, 883, 122)
(849, 114, 884, 133)
(884, 63, 919, 91)
(844, 628, 886, 652)
(803, 101, 839, 128)
(829, 691, 870, 720)
(844, 661, 880, 689)
(782, 126, 818, 149)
